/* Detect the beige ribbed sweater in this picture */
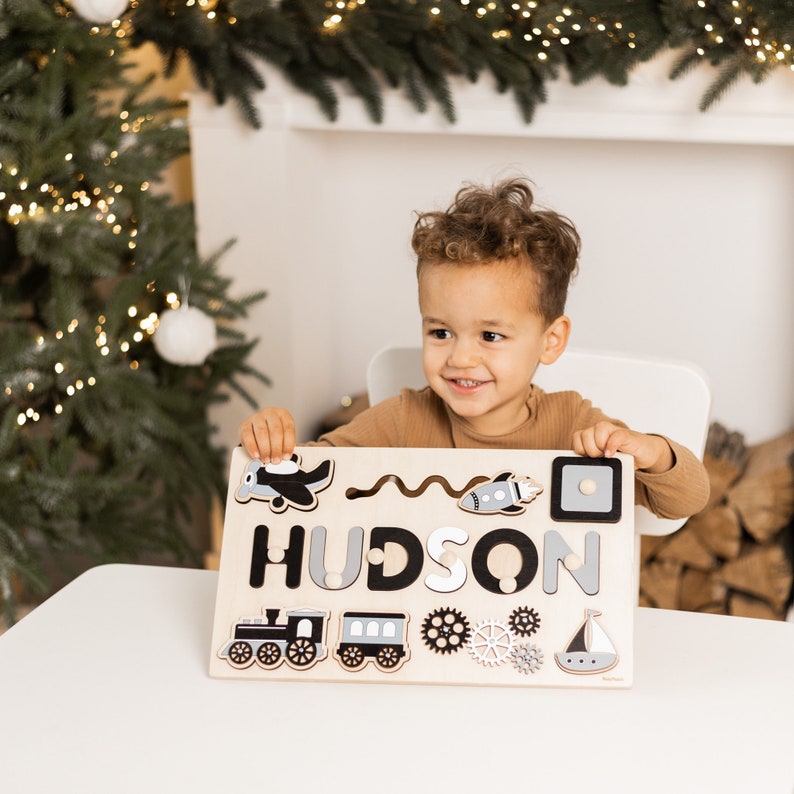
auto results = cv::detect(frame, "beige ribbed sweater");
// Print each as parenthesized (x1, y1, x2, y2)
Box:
(314, 386, 710, 520)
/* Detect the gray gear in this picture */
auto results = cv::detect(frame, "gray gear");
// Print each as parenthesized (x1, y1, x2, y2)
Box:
(511, 643, 544, 674)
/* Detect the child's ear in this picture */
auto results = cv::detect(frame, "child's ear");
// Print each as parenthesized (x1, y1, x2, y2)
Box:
(540, 315, 570, 365)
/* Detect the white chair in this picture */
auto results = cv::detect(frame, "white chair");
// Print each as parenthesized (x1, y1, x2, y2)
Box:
(366, 345, 712, 539)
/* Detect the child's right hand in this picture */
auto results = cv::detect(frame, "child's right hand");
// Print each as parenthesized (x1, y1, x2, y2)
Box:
(238, 408, 296, 464)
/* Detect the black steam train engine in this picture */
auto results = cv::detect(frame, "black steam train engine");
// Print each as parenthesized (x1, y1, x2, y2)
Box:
(220, 607, 327, 670)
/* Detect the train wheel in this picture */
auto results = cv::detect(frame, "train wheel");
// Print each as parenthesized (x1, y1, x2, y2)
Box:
(339, 645, 365, 669)
(286, 637, 317, 667)
(227, 641, 253, 667)
(376, 645, 401, 670)
(257, 642, 281, 668)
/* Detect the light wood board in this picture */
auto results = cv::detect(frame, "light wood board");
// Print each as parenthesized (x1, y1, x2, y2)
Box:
(209, 446, 635, 688)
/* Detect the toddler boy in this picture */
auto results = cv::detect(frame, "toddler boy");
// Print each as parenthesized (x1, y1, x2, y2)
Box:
(239, 178, 709, 519)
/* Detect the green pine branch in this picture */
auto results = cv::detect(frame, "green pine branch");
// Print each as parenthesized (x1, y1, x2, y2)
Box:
(119, 0, 794, 128)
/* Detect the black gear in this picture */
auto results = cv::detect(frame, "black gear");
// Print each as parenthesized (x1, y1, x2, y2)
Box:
(421, 607, 470, 654)
(509, 606, 541, 637)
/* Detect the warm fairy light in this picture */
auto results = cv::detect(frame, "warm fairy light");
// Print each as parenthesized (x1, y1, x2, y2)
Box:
(139, 312, 159, 334)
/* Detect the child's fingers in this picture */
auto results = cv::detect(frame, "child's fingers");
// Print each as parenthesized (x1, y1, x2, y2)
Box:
(238, 419, 262, 459)
(258, 410, 294, 464)
(573, 423, 629, 458)
(238, 409, 296, 463)
(277, 416, 296, 462)
(602, 427, 633, 458)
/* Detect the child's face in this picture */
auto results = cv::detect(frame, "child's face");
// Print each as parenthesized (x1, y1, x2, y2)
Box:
(419, 259, 569, 436)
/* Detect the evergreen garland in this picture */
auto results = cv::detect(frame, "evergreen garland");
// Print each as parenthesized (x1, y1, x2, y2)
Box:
(126, 0, 794, 128)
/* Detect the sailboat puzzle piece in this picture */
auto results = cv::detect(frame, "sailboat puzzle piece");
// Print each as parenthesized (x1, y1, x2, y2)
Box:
(555, 609, 618, 674)
(235, 453, 334, 512)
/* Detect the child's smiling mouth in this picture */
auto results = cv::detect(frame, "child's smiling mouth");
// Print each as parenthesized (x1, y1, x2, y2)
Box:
(447, 377, 489, 392)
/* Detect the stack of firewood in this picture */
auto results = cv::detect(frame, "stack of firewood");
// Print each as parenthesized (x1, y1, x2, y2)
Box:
(640, 424, 794, 620)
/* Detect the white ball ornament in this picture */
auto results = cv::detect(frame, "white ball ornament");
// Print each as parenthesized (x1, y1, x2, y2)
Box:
(153, 306, 218, 366)
(71, 0, 129, 24)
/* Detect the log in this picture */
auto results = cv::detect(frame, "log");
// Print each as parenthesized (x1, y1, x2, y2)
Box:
(705, 422, 748, 466)
(714, 543, 793, 613)
(728, 592, 784, 621)
(686, 505, 742, 561)
(639, 534, 667, 565)
(703, 455, 744, 510)
(678, 568, 722, 613)
(702, 422, 747, 506)
(729, 468, 794, 544)
(640, 558, 683, 610)
(655, 527, 715, 571)
(727, 431, 794, 543)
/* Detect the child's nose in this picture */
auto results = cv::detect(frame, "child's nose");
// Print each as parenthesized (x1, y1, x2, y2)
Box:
(448, 338, 478, 368)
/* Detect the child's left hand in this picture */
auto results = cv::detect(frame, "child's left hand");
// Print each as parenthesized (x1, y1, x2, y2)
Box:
(572, 422, 674, 473)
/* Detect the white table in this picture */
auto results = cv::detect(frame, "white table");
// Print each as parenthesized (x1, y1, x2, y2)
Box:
(0, 564, 791, 793)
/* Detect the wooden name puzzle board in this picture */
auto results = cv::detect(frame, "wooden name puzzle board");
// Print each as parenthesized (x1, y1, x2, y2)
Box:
(209, 446, 635, 688)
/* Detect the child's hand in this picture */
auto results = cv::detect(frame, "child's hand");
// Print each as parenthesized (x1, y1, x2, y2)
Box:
(572, 421, 674, 473)
(238, 408, 296, 464)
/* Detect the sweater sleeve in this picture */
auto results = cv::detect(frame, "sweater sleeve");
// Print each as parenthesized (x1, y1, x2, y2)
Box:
(567, 392, 710, 521)
(634, 436, 710, 520)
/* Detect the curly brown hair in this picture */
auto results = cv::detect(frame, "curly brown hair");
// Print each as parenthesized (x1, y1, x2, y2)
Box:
(412, 178, 580, 324)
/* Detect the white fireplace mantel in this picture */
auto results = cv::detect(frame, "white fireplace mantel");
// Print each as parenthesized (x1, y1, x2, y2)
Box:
(191, 53, 794, 146)
(189, 53, 794, 449)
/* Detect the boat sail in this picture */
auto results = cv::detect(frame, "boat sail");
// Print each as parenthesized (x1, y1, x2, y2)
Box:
(555, 609, 618, 674)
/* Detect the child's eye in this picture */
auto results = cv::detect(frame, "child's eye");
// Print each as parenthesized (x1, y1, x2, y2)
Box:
(482, 331, 505, 342)
(429, 329, 451, 340)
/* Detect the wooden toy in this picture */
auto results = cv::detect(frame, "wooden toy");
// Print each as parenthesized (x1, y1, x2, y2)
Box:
(209, 446, 635, 688)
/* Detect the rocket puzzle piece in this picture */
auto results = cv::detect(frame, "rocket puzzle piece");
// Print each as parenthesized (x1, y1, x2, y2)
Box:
(458, 471, 543, 515)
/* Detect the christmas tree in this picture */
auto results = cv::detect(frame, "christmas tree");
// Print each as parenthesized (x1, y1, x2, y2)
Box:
(0, 0, 268, 621)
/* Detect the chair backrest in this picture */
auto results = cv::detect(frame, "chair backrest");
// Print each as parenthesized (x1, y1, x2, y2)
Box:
(366, 345, 711, 538)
